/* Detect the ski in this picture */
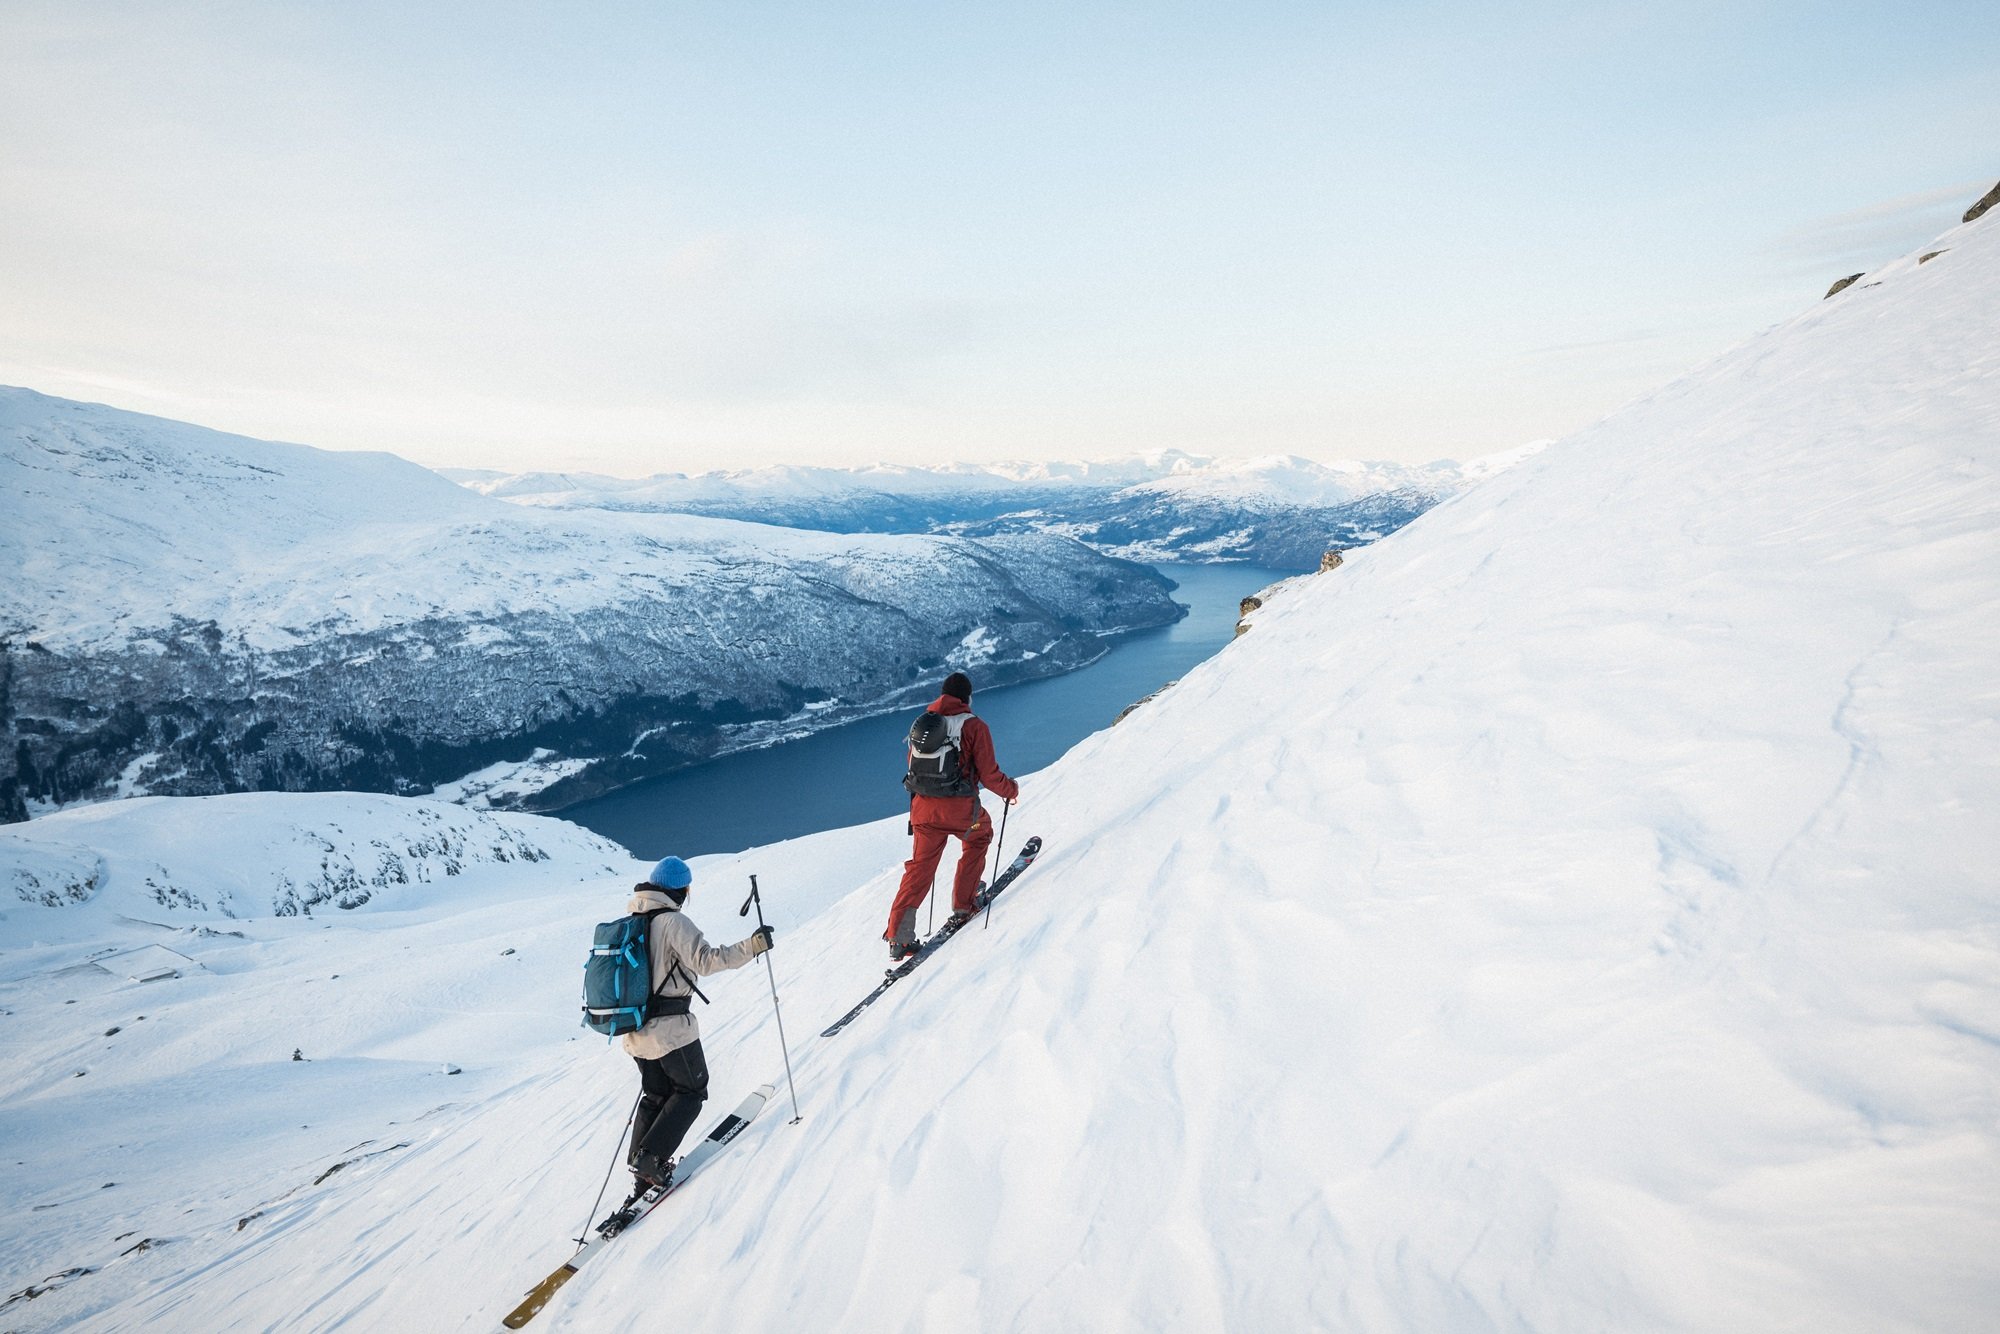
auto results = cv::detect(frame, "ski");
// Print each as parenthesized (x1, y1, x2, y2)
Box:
(499, 1082, 776, 1329)
(820, 835, 1042, 1039)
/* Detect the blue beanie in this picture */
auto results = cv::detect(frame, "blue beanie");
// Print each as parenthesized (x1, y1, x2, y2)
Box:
(648, 856, 693, 890)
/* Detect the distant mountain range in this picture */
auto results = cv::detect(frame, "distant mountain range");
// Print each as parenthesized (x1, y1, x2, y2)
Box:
(443, 444, 1544, 568)
(0, 388, 1180, 822)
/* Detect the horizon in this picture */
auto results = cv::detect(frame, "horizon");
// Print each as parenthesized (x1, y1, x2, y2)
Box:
(2, 3, 1994, 475)
(2, 380, 1541, 481)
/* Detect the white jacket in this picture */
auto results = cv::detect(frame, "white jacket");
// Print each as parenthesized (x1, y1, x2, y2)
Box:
(618, 888, 763, 1060)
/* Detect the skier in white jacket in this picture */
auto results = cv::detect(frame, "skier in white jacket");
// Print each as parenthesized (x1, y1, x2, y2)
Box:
(622, 855, 772, 1190)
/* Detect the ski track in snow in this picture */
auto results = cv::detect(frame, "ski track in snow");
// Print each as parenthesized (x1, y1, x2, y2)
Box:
(2, 209, 1999, 1330)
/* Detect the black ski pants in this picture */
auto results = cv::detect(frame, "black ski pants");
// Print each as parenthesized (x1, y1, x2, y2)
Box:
(631, 1040, 709, 1170)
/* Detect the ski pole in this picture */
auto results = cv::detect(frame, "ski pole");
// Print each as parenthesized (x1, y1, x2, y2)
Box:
(739, 874, 803, 1124)
(982, 799, 1010, 931)
(925, 866, 937, 937)
(578, 1092, 642, 1245)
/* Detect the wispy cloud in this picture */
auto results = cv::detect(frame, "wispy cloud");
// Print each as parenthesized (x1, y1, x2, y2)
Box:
(1768, 180, 1988, 275)
(1515, 329, 1668, 360)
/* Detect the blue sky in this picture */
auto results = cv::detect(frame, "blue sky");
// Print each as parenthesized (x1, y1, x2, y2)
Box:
(1, 1, 1993, 473)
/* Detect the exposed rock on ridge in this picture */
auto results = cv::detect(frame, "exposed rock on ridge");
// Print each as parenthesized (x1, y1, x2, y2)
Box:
(1965, 179, 2000, 224)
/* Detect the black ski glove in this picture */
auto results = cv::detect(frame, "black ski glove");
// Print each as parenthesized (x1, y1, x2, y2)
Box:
(750, 925, 775, 955)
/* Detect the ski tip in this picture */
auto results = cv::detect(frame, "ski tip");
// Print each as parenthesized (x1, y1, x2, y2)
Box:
(501, 1263, 578, 1328)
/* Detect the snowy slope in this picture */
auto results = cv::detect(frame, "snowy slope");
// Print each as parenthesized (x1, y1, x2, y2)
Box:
(543, 201, 2000, 1331)
(0, 794, 906, 1330)
(2, 200, 1997, 1332)
(0, 793, 627, 934)
(0, 797, 1017, 1330)
(1, 392, 488, 650)
(1, 391, 1179, 818)
(0, 387, 1175, 657)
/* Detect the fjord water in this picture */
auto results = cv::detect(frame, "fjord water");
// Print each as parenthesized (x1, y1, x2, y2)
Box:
(560, 562, 1295, 858)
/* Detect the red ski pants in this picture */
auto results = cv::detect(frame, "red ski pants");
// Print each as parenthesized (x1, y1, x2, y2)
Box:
(885, 804, 992, 942)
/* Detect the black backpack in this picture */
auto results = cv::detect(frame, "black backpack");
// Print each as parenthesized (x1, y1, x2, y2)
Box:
(904, 709, 977, 798)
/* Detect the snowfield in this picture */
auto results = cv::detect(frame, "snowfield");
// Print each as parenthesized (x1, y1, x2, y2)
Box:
(3, 202, 1999, 1331)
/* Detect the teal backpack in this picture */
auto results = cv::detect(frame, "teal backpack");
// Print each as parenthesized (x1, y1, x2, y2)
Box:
(581, 909, 704, 1037)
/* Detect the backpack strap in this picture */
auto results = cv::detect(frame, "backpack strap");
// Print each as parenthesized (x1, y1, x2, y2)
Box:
(654, 957, 710, 1010)
(639, 908, 710, 1019)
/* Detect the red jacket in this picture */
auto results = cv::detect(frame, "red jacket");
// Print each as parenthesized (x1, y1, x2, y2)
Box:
(909, 693, 1017, 825)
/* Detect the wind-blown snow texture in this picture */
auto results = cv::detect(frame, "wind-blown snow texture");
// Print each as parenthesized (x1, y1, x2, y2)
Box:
(3, 208, 1998, 1331)
(0, 393, 1180, 821)
(445, 446, 1544, 569)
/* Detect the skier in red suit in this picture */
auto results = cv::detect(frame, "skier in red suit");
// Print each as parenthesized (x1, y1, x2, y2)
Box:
(886, 671, 1018, 959)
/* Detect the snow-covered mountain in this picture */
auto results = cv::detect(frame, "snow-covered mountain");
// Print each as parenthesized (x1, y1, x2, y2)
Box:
(0, 792, 630, 931)
(3, 196, 1997, 1332)
(444, 445, 1541, 568)
(0, 389, 1181, 822)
